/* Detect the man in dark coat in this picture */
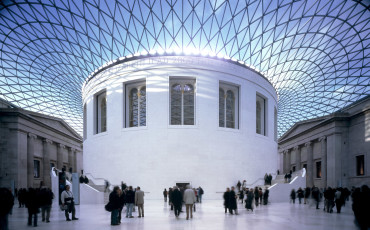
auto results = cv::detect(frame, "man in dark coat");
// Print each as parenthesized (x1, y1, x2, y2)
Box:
(109, 186, 122, 225)
(125, 186, 135, 218)
(254, 186, 260, 206)
(168, 187, 173, 210)
(0, 187, 14, 230)
(39, 187, 54, 222)
(223, 188, 231, 213)
(229, 187, 237, 214)
(245, 188, 254, 211)
(25, 188, 40, 227)
(172, 186, 182, 217)
(263, 188, 269, 205)
(352, 185, 370, 230)
(304, 187, 311, 204)
(312, 186, 320, 209)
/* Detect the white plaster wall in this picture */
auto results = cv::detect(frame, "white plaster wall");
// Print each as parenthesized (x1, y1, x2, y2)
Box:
(83, 56, 278, 199)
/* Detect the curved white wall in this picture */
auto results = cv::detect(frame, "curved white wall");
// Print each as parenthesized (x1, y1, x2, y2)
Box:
(83, 55, 278, 199)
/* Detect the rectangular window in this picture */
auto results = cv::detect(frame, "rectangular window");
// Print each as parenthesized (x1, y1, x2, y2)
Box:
(219, 82, 239, 129)
(125, 81, 146, 128)
(170, 78, 196, 125)
(356, 155, 365, 176)
(34, 160, 40, 178)
(256, 94, 267, 135)
(316, 161, 321, 178)
(95, 91, 107, 133)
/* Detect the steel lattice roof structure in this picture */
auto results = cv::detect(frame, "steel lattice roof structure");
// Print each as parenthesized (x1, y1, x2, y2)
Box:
(0, 0, 369, 137)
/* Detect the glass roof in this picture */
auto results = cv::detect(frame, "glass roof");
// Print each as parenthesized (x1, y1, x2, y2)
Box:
(0, 0, 369, 137)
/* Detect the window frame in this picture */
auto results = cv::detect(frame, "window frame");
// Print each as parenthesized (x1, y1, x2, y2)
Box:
(169, 77, 196, 126)
(125, 80, 147, 128)
(356, 155, 365, 176)
(315, 161, 322, 178)
(34, 159, 41, 178)
(256, 93, 267, 136)
(219, 81, 239, 129)
(95, 90, 107, 134)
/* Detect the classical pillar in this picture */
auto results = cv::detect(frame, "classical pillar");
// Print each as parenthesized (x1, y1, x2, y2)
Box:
(27, 133, 37, 188)
(68, 147, 74, 172)
(287, 149, 291, 172)
(295, 146, 301, 170)
(57, 144, 65, 170)
(42, 138, 53, 188)
(305, 142, 313, 187)
(319, 136, 327, 188)
(73, 150, 78, 173)
(283, 151, 287, 173)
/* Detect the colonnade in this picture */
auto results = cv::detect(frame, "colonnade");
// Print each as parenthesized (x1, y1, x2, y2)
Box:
(281, 136, 327, 188)
(27, 132, 80, 188)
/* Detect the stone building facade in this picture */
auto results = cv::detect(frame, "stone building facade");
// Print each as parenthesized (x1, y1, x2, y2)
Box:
(278, 96, 370, 188)
(0, 99, 83, 189)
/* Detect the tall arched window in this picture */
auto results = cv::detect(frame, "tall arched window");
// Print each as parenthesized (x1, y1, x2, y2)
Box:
(96, 91, 107, 133)
(256, 94, 266, 135)
(170, 78, 195, 125)
(219, 82, 239, 129)
(126, 81, 146, 127)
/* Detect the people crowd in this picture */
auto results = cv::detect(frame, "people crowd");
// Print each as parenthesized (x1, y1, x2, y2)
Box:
(2, 181, 370, 230)
(0, 185, 56, 229)
(224, 183, 270, 214)
(288, 185, 370, 229)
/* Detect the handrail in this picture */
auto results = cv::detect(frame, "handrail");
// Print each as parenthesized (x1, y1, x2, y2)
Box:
(245, 173, 277, 187)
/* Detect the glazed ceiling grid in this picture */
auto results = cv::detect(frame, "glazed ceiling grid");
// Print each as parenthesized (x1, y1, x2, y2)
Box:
(0, 0, 369, 136)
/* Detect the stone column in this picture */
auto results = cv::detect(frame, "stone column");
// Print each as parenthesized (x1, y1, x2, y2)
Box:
(57, 144, 65, 170)
(73, 149, 78, 173)
(42, 138, 53, 188)
(68, 147, 74, 172)
(287, 149, 291, 172)
(283, 151, 287, 173)
(319, 136, 327, 188)
(305, 142, 313, 187)
(295, 146, 301, 170)
(27, 133, 37, 188)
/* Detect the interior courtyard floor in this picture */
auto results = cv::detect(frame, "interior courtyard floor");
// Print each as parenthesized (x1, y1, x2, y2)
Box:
(8, 199, 359, 230)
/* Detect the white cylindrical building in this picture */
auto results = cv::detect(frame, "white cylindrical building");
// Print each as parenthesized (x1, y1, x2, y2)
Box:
(82, 55, 278, 199)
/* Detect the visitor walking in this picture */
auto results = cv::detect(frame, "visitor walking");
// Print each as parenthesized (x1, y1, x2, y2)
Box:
(25, 188, 40, 226)
(290, 189, 296, 204)
(229, 187, 238, 214)
(125, 186, 135, 218)
(109, 186, 121, 225)
(163, 189, 168, 202)
(61, 185, 78, 221)
(172, 186, 182, 217)
(0, 187, 14, 230)
(39, 187, 54, 223)
(183, 185, 196, 220)
(223, 188, 231, 214)
(135, 187, 144, 218)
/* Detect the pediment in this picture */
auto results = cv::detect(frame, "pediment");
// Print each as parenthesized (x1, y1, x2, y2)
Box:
(27, 112, 81, 140)
(279, 117, 327, 141)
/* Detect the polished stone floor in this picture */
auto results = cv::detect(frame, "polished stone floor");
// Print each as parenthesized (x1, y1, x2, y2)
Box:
(8, 199, 358, 230)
